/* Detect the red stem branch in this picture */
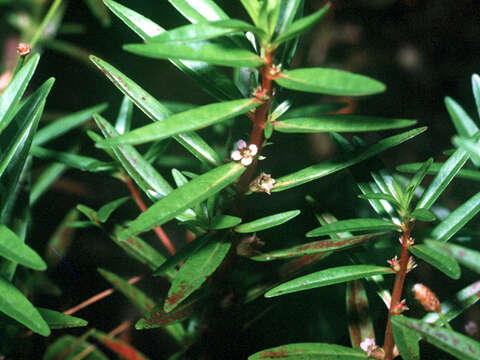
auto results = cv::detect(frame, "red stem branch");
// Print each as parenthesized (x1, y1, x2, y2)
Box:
(124, 176, 176, 255)
(383, 226, 412, 360)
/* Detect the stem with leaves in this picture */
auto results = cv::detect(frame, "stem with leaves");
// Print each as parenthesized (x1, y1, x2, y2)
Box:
(383, 222, 413, 360)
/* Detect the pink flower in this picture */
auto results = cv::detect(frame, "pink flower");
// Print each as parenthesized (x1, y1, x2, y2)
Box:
(360, 338, 377, 355)
(231, 140, 258, 166)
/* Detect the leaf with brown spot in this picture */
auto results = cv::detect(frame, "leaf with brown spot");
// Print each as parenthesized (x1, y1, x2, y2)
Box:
(346, 280, 375, 349)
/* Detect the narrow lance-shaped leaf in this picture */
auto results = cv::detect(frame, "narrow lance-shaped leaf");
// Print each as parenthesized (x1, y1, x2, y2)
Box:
(98, 268, 154, 315)
(0, 225, 46, 270)
(0, 277, 50, 336)
(168, 0, 229, 23)
(118, 162, 245, 240)
(93, 114, 174, 201)
(33, 103, 108, 146)
(37, 308, 88, 329)
(273, 3, 330, 45)
(99, 98, 260, 146)
(416, 148, 469, 210)
(208, 215, 242, 230)
(234, 210, 300, 233)
(307, 218, 398, 237)
(0, 78, 55, 179)
(409, 208, 436, 222)
(404, 157, 433, 206)
(248, 343, 367, 360)
(410, 244, 461, 279)
(97, 197, 129, 223)
(274, 68, 386, 96)
(45, 208, 78, 269)
(425, 240, 480, 274)
(115, 95, 133, 134)
(274, 115, 416, 133)
(391, 315, 480, 360)
(444, 96, 478, 137)
(83, 0, 111, 26)
(164, 234, 231, 312)
(0, 54, 40, 133)
(253, 232, 389, 261)
(398, 161, 480, 182)
(103, 0, 241, 100)
(281, 103, 347, 119)
(90, 56, 221, 166)
(91, 330, 150, 360)
(274, 127, 427, 192)
(453, 136, 480, 166)
(30, 162, 67, 205)
(430, 192, 480, 242)
(346, 280, 375, 349)
(265, 265, 393, 298)
(472, 73, 480, 119)
(124, 41, 264, 68)
(44, 335, 108, 360)
(391, 317, 420, 360)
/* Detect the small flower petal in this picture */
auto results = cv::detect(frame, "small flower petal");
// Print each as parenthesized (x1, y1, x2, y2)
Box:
(231, 150, 242, 161)
(248, 144, 258, 155)
(236, 139, 247, 149)
(241, 157, 253, 166)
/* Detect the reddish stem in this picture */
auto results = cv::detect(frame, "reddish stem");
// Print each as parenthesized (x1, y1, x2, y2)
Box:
(383, 227, 412, 360)
(237, 49, 276, 193)
(124, 176, 176, 255)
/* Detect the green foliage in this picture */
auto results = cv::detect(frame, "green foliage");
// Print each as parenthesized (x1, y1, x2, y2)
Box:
(1, 0, 479, 359)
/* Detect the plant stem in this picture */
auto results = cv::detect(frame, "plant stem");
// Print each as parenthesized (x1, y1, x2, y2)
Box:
(438, 312, 453, 331)
(123, 175, 176, 255)
(383, 226, 412, 360)
(237, 48, 276, 193)
(29, 0, 64, 49)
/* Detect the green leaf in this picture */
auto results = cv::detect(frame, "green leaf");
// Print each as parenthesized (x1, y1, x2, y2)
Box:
(253, 232, 389, 261)
(273, 3, 330, 45)
(273, 115, 415, 133)
(241, 0, 261, 27)
(91, 330, 150, 360)
(111, 233, 169, 273)
(409, 208, 436, 222)
(445, 96, 478, 137)
(118, 163, 245, 239)
(30, 146, 113, 172)
(97, 197, 129, 223)
(423, 280, 480, 324)
(265, 265, 393, 297)
(93, 114, 174, 201)
(45, 208, 78, 269)
(346, 280, 375, 349)
(430, 192, 480, 242)
(33, 103, 107, 146)
(136, 296, 198, 329)
(103, 0, 241, 100)
(274, 127, 427, 192)
(274, 68, 386, 96)
(98, 268, 154, 315)
(391, 315, 480, 360)
(391, 316, 420, 360)
(149, 20, 263, 43)
(410, 244, 461, 279)
(99, 98, 260, 146)
(164, 234, 231, 312)
(425, 240, 480, 274)
(115, 96, 133, 134)
(404, 157, 433, 206)
(248, 343, 367, 359)
(83, 0, 111, 26)
(0, 78, 55, 179)
(208, 215, 242, 230)
(472, 74, 480, 119)
(234, 210, 300, 233)
(37, 308, 87, 329)
(307, 218, 398, 237)
(0, 225, 46, 270)
(124, 41, 264, 68)
(30, 162, 67, 205)
(453, 136, 480, 166)
(358, 193, 400, 207)
(281, 103, 347, 119)
(89, 57, 221, 166)
(416, 148, 469, 210)
(44, 335, 108, 360)
(398, 161, 480, 182)
(0, 54, 40, 133)
(153, 233, 213, 277)
(168, 0, 229, 23)
(0, 277, 50, 336)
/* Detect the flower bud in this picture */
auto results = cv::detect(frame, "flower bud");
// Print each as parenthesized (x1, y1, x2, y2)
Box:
(412, 283, 441, 313)
(17, 42, 31, 56)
